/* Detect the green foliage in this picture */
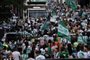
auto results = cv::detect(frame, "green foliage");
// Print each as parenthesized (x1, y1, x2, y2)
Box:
(0, 0, 25, 8)
(0, 0, 25, 22)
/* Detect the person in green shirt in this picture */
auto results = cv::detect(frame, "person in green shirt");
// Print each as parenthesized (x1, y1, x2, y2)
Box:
(21, 50, 28, 60)
(58, 47, 69, 58)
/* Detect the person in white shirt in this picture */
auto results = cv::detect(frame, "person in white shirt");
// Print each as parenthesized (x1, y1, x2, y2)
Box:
(87, 46, 90, 58)
(87, 51, 90, 58)
(77, 44, 88, 58)
(35, 50, 45, 60)
(36, 55, 45, 60)
(12, 48, 21, 60)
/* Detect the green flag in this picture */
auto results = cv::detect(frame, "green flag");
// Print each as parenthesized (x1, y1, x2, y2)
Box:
(66, 0, 77, 10)
(58, 21, 71, 41)
(40, 21, 49, 30)
(78, 35, 88, 44)
(58, 21, 69, 36)
(51, 9, 56, 16)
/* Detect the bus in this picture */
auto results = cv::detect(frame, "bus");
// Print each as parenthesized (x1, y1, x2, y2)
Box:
(23, 0, 48, 19)
(27, 7, 48, 18)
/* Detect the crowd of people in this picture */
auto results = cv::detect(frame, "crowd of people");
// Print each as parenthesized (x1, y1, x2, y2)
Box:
(0, 0, 90, 60)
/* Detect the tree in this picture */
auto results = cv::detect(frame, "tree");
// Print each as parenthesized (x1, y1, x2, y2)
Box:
(0, 0, 25, 21)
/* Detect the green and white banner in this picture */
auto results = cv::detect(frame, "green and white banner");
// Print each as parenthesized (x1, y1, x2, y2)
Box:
(58, 23, 69, 36)
(58, 21, 71, 41)
(58, 20, 69, 36)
